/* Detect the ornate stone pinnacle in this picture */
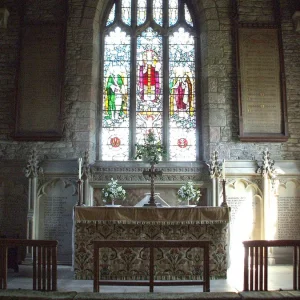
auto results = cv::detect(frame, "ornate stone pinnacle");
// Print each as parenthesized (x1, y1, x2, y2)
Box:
(82, 150, 91, 180)
(206, 150, 223, 179)
(24, 148, 43, 178)
(256, 148, 276, 179)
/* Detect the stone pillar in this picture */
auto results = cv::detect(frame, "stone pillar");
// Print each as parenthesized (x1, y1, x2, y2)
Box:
(256, 149, 276, 241)
(262, 174, 269, 240)
(207, 151, 224, 206)
(24, 149, 43, 258)
(82, 150, 91, 206)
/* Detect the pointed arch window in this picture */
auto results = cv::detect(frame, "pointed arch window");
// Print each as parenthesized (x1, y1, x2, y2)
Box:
(100, 0, 199, 162)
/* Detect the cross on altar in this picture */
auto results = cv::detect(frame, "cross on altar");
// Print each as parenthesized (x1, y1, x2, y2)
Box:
(142, 164, 163, 206)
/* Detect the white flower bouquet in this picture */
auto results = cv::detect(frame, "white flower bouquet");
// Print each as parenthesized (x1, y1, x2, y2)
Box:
(102, 178, 126, 205)
(177, 181, 201, 205)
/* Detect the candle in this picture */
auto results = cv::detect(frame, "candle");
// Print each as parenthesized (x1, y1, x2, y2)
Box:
(222, 159, 226, 180)
(78, 158, 82, 180)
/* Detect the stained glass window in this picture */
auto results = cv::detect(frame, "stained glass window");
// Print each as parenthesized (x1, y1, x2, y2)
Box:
(169, 28, 196, 161)
(153, 0, 163, 26)
(121, 0, 131, 25)
(169, 0, 178, 26)
(185, 4, 193, 27)
(106, 4, 115, 26)
(137, 0, 147, 26)
(101, 1, 198, 162)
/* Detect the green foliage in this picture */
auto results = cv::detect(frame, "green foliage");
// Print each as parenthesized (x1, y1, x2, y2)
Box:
(134, 131, 166, 165)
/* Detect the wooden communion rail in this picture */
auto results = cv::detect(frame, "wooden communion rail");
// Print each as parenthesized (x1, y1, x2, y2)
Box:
(243, 240, 300, 291)
(93, 240, 210, 293)
(0, 239, 58, 291)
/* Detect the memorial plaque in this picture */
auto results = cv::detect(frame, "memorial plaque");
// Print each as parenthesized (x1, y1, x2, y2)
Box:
(237, 27, 288, 141)
(275, 181, 300, 263)
(277, 196, 300, 239)
(39, 179, 77, 264)
(14, 25, 64, 140)
(277, 181, 300, 240)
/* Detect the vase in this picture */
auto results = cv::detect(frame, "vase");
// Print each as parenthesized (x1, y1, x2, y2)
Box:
(105, 199, 121, 207)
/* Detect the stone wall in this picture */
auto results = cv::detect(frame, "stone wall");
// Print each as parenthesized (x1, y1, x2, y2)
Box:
(0, 0, 300, 239)
(0, 0, 299, 161)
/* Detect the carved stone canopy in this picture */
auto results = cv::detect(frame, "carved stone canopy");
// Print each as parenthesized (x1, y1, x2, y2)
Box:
(292, 11, 300, 33)
(0, 8, 9, 29)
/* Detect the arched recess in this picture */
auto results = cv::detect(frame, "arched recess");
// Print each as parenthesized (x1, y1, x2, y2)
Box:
(225, 178, 263, 286)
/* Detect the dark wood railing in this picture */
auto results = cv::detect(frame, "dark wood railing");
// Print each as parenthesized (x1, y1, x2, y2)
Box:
(93, 240, 210, 293)
(243, 240, 300, 291)
(0, 239, 58, 291)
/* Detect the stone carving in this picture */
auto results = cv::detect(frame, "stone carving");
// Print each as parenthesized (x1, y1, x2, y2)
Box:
(24, 149, 43, 178)
(256, 148, 276, 179)
(206, 150, 223, 179)
(0, 8, 9, 29)
(82, 150, 91, 180)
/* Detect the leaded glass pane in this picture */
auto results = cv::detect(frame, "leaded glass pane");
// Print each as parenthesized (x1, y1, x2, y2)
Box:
(136, 112, 162, 128)
(184, 4, 193, 27)
(169, 28, 196, 161)
(137, 28, 163, 114)
(103, 27, 131, 128)
(121, 0, 131, 25)
(169, 0, 178, 26)
(153, 0, 163, 26)
(137, 0, 147, 25)
(106, 4, 115, 26)
(169, 128, 196, 161)
(102, 127, 129, 160)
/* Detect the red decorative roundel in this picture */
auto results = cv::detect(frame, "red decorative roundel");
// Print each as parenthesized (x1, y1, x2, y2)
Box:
(110, 137, 121, 148)
(177, 138, 188, 148)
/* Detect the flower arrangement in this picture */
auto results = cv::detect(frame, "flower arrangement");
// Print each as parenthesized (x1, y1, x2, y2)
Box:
(135, 130, 166, 165)
(177, 181, 201, 205)
(102, 178, 126, 204)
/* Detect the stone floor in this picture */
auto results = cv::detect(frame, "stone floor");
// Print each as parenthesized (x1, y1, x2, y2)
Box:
(5, 264, 293, 293)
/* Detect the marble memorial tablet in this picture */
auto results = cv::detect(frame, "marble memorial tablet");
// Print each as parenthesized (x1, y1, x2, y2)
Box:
(237, 27, 288, 141)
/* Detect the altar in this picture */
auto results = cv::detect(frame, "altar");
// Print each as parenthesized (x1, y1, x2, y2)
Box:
(74, 206, 230, 280)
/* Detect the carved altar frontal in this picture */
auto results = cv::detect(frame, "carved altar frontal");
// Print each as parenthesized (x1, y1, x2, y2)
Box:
(74, 207, 230, 280)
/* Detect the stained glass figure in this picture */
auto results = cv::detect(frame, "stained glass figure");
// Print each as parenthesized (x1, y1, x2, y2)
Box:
(153, 0, 163, 26)
(185, 4, 193, 27)
(104, 66, 128, 121)
(137, 0, 147, 26)
(106, 4, 115, 26)
(102, 27, 131, 161)
(137, 28, 163, 114)
(169, 27, 196, 161)
(103, 27, 130, 128)
(122, 0, 131, 25)
(169, 0, 178, 26)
